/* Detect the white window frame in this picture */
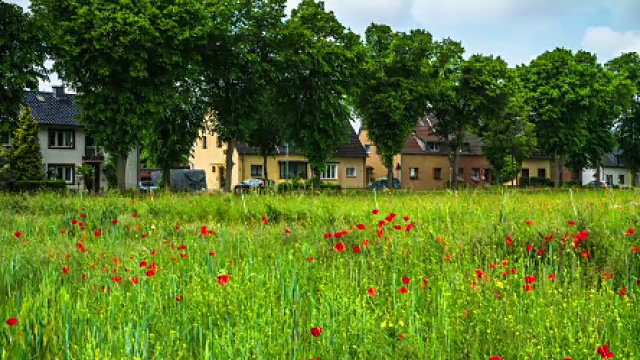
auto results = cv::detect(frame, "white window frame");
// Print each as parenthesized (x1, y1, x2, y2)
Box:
(426, 142, 440, 152)
(410, 167, 419, 180)
(346, 166, 357, 178)
(48, 129, 75, 149)
(321, 164, 338, 180)
(48, 164, 75, 184)
(365, 145, 372, 155)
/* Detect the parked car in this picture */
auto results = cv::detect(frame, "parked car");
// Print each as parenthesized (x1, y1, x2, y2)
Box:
(139, 180, 160, 193)
(368, 177, 401, 189)
(234, 178, 275, 194)
(585, 180, 609, 188)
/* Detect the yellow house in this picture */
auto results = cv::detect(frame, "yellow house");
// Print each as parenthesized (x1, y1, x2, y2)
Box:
(191, 130, 368, 190)
(359, 129, 401, 185)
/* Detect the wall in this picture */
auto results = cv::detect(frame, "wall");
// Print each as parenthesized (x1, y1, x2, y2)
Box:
(459, 155, 493, 187)
(39, 125, 85, 188)
(583, 167, 632, 186)
(359, 130, 401, 184)
(190, 132, 239, 190)
(400, 154, 451, 190)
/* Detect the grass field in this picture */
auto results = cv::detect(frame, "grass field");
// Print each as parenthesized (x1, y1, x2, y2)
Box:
(1, 189, 639, 359)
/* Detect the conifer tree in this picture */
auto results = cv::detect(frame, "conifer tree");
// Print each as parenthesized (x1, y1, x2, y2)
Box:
(11, 107, 45, 181)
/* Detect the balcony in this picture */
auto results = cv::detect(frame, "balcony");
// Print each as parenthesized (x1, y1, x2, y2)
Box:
(82, 146, 105, 162)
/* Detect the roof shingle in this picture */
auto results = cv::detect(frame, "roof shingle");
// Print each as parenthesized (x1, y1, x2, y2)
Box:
(24, 90, 81, 127)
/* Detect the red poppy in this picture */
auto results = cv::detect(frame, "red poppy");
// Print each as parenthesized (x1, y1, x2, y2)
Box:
(80, 213, 86, 218)
(178, 245, 188, 251)
(627, 228, 635, 236)
(368, 287, 378, 296)
(353, 246, 362, 253)
(502, 271, 508, 277)
(511, 268, 518, 275)
(597, 344, 614, 359)
(637, 279, 640, 286)
(372, 209, 380, 215)
(94, 229, 102, 237)
(210, 251, 217, 257)
(620, 288, 627, 296)
(403, 216, 410, 222)
(112, 220, 119, 225)
(506, 236, 514, 246)
(63, 267, 70, 274)
(545, 234, 554, 242)
(489, 356, 503, 360)
(77, 243, 87, 253)
(307, 257, 315, 262)
(324, 233, 333, 240)
(176, 295, 185, 302)
(525, 220, 535, 225)
(475, 270, 485, 279)
(14, 231, 23, 238)
(201, 226, 209, 236)
(568, 221, 576, 226)
(422, 277, 429, 288)
(581, 250, 593, 259)
(362, 239, 370, 247)
(262, 216, 268, 225)
(527, 245, 534, 253)
(398, 287, 409, 293)
(131, 277, 140, 285)
(142, 233, 149, 238)
(132, 213, 139, 218)
(72, 219, 79, 225)
(149, 263, 159, 270)
(394, 225, 403, 231)
(152, 250, 158, 255)
(378, 220, 386, 228)
(576, 231, 590, 241)
(112, 276, 124, 285)
(181, 253, 188, 258)
(310, 327, 323, 337)
(146, 270, 156, 277)
(490, 264, 497, 269)
(406, 223, 416, 232)
(356, 224, 366, 230)
(79, 221, 85, 227)
(218, 274, 231, 287)
(549, 273, 557, 281)
(398, 333, 405, 340)
(523, 284, 534, 292)
(334, 242, 346, 252)
(377, 229, 384, 238)
(537, 248, 546, 257)
(6, 318, 18, 326)
(60, 229, 67, 235)
(285, 229, 292, 235)
(176, 225, 182, 230)
(334, 231, 343, 238)
(525, 275, 537, 284)
(402, 277, 410, 285)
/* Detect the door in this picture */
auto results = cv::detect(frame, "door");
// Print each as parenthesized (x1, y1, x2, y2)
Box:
(94, 164, 101, 192)
(219, 166, 225, 189)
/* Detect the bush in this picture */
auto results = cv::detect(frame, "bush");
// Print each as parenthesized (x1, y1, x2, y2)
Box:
(520, 177, 554, 188)
(11, 180, 67, 192)
(278, 180, 342, 192)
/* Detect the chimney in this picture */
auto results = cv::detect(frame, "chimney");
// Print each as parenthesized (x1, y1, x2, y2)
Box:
(52, 86, 65, 100)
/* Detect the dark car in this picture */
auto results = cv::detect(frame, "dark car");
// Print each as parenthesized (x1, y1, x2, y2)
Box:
(368, 177, 401, 189)
(234, 178, 275, 194)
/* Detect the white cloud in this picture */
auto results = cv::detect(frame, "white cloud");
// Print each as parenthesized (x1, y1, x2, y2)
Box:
(581, 26, 640, 61)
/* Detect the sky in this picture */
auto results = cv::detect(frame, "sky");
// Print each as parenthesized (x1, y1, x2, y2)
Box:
(8, 0, 640, 91)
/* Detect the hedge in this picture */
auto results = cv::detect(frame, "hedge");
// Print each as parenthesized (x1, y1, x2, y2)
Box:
(10, 180, 68, 192)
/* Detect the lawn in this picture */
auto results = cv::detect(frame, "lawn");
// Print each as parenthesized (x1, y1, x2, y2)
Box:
(0, 189, 639, 359)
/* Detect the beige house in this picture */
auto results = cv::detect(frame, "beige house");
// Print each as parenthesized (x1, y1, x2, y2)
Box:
(358, 129, 401, 185)
(191, 130, 368, 189)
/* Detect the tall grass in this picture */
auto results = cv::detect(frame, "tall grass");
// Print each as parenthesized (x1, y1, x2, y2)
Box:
(0, 189, 639, 359)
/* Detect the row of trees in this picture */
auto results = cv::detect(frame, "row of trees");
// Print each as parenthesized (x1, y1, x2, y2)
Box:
(2, 0, 640, 190)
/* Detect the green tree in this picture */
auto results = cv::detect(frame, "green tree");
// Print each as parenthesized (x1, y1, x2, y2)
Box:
(430, 52, 512, 189)
(607, 52, 640, 186)
(522, 48, 602, 187)
(11, 107, 44, 181)
(279, 0, 363, 186)
(0, 2, 47, 122)
(32, 0, 217, 190)
(354, 24, 435, 189)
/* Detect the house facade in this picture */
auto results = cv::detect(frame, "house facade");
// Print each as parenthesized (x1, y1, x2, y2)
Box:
(5, 87, 140, 190)
(191, 130, 368, 189)
(358, 130, 401, 185)
(582, 151, 635, 187)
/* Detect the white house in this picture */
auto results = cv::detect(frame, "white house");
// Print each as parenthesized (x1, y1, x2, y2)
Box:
(582, 151, 635, 187)
(2, 87, 140, 190)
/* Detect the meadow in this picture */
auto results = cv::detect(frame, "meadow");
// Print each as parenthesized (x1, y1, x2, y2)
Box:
(0, 189, 639, 359)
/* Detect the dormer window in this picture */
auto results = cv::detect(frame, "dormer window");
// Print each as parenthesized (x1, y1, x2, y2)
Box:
(462, 143, 471, 153)
(425, 142, 440, 152)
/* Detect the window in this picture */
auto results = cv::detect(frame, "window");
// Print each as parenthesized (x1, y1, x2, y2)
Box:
(538, 168, 546, 178)
(365, 145, 372, 155)
(619, 174, 625, 185)
(606, 174, 613, 185)
(48, 129, 75, 149)
(521, 168, 530, 179)
(346, 166, 357, 178)
(433, 168, 442, 180)
(425, 142, 440, 152)
(202, 136, 208, 149)
(462, 143, 471, 153)
(410, 167, 419, 180)
(615, 155, 622, 165)
(216, 136, 223, 148)
(471, 168, 480, 181)
(321, 164, 338, 180)
(457, 168, 464, 181)
(47, 164, 75, 184)
(251, 165, 263, 177)
(1, 132, 10, 147)
(279, 161, 308, 180)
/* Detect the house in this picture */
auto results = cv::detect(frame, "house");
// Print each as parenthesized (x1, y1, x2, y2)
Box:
(1, 87, 140, 190)
(190, 129, 368, 189)
(358, 129, 401, 185)
(582, 151, 635, 187)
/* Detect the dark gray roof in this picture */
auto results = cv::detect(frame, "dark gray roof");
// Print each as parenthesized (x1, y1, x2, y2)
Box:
(603, 150, 624, 168)
(237, 129, 367, 158)
(24, 91, 81, 127)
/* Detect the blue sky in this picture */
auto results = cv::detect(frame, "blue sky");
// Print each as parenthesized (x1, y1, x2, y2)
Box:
(9, 0, 640, 90)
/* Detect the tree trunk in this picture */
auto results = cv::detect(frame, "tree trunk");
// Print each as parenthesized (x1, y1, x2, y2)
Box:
(162, 164, 171, 191)
(386, 157, 393, 189)
(263, 154, 269, 192)
(496, 169, 502, 186)
(116, 155, 128, 192)
(453, 151, 460, 190)
(313, 168, 321, 189)
(595, 158, 601, 185)
(553, 154, 561, 188)
(224, 138, 236, 192)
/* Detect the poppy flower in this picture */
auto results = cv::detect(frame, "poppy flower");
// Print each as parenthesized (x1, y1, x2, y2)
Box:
(377, 229, 384, 238)
(178, 245, 188, 251)
(310, 327, 323, 337)
(77, 243, 87, 252)
(545, 234, 554, 242)
(353, 246, 361, 253)
(146, 270, 156, 277)
(176, 296, 185, 302)
(523, 284, 534, 292)
(475, 270, 485, 279)
(6, 318, 18, 326)
(334, 242, 346, 252)
(210, 251, 217, 257)
(14, 231, 23, 238)
(403, 216, 410, 222)
(181, 253, 188, 258)
(79, 222, 85, 227)
(362, 239, 370, 247)
(490, 264, 497, 269)
(132, 213, 139, 218)
(398, 333, 405, 340)
(549, 273, 557, 281)
(80, 213, 86, 218)
(356, 224, 366, 230)
(72, 219, 79, 225)
(597, 344, 614, 359)
(620, 288, 627, 296)
(576, 231, 590, 241)
(525, 275, 537, 284)
(368, 287, 378, 296)
(217, 274, 231, 287)
(422, 277, 429, 288)
(285, 229, 292, 235)
(398, 287, 409, 293)
(527, 245, 535, 253)
(506, 236, 514, 246)
(324, 233, 333, 239)
(94, 229, 102, 237)
(112, 276, 123, 285)
(176, 225, 182, 230)
(60, 229, 67, 235)
(262, 216, 268, 225)
(152, 250, 158, 255)
(142, 233, 149, 238)
(406, 223, 415, 232)
(537, 248, 546, 257)
(402, 277, 410, 285)
(201, 226, 209, 236)
(112, 220, 119, 225)
(568, 221, 576, 226)
(627, 228, 635, 236)
(334, 231, 343, 238)
(131, 277, 140, 285)
(511, 268, 518, 275)
(63, 267, 70, 274)
(307, 257, 314, 262)
(372, 209, 380, 215)
(525, 220, 535, 226)
(489, 356, 503, 360)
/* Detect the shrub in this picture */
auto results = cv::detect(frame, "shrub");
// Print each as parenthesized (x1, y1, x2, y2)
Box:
(11, 180, 67, 192)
